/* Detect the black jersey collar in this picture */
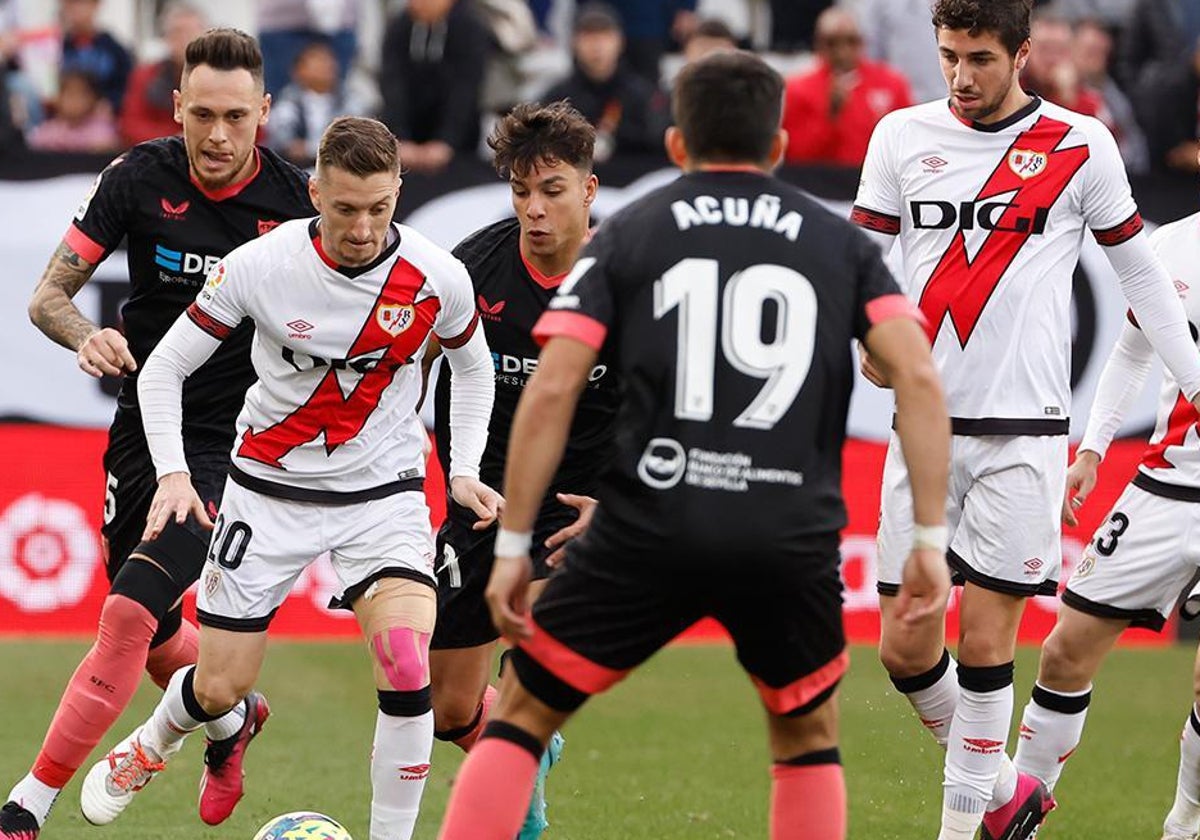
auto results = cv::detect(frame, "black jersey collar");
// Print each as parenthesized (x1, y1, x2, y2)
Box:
(308, 218, 402, 278)
(947, 94, 1042, 133)
(189, 147, 263, 201)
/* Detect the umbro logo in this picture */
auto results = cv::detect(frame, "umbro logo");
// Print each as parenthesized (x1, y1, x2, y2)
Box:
(1019, 723, 1036, 740)
(160, 198, 190, 219)
(287, 319, 314, 339)
(921, 155, 948, 173)
(478, 295, 506, 321)
(399, 763, 430, 781)
(962, 737, 1004, 755)
(1176, 280, 1190, 296)
(1024, 557, 1044, 574)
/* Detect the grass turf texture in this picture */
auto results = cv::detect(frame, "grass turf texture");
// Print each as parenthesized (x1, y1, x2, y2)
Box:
(0, 640, 1191, 839)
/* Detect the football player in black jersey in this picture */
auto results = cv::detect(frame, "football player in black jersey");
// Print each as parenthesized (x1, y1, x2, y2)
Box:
(3, 30, 313, 839)
(436, 51, 953, 840)
(427, 101, 616, 839)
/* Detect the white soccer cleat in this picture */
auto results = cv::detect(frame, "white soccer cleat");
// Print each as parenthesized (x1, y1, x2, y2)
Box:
(80, 728, 168, 825)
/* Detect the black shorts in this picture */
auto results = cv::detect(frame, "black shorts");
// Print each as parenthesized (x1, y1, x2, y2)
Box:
(101, 416, 232, 593)
(510, 528, 848, 715)
(431, 506, 577, 650)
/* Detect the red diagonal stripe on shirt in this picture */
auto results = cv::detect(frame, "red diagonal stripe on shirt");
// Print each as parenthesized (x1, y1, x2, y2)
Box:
(1142, 390, 1199, 470)
(919, 116, 1090, 347)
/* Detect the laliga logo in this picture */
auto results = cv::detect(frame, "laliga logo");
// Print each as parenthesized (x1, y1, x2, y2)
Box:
(636, 438, 687, 490)
(0, 494, 98, 612)
(376, 304, 415, 337)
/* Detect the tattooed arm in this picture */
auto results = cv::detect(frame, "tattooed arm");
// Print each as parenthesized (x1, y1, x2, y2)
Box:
(28, 239, 136, 378)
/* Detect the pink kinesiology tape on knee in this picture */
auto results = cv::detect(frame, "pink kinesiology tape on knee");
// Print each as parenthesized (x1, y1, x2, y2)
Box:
(372, 627, 432, 691)
(33, 595, 157, 787)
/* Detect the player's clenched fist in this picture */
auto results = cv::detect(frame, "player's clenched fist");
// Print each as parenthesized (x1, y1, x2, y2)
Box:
(142, 471, 213, 541)
(77, 327, 137, 378)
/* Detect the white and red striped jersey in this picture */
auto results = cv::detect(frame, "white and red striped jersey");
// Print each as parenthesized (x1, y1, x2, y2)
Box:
(1131, 217, 1200, 492)
(853, 97, 1142, 432)
(189, 218, 479, 497)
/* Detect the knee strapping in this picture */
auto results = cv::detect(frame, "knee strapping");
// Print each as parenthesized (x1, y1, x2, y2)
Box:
(109, 555, 181, 620)
(361, 578, 436, 692)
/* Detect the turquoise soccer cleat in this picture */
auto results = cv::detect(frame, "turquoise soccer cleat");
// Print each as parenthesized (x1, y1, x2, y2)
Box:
(517, 731, 565, 840)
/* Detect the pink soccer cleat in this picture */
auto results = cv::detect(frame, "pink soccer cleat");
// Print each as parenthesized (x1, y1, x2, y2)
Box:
(198, 692, 270, 825)
(981, 772, 1056, 840)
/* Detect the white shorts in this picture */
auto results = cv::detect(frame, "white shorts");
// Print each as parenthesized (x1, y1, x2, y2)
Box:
(197, 478, 436, 631)
(1064, 479, 1200, 631)
(877, 432, 1066, 597)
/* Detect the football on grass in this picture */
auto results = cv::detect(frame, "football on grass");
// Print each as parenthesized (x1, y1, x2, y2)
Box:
(252, 811, 353, 840)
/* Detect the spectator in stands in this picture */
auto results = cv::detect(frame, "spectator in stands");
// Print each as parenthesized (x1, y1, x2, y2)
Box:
(28, 67, 118, 152)
(257, 0, 358, 97)
(542, 3, 671, 163)
(379, 0, 490, 174)
(682, 17, 737, 64)
(1074, 17, 1150, 173)
(604, 0, 697, 84)
(0, 64, 23, 153)
(770, 0, 834, 52)
(59, 0, 131, 114)
(1021, 10, 1106, 116)
(851, 0, 946, 102)
(1118, 0, 1196, 93)
(2, 0, 44, 133)
(268, 37, 371, 165)
(782, 7, 911, 166)
(119, 3, 206, 147)
(1137, 33, 1200, 173)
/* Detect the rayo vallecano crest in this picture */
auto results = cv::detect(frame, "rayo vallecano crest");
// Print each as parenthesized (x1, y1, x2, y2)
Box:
(1007, 148, 1047, 180)
(376, 303, 415, 337)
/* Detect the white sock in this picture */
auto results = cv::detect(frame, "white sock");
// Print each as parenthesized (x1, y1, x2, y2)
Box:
(938, 787, 987, 840)
(370, 709, 434, 840)
(139, 666, 213, 759)
(941, 663, 1015, 838)
(7, 773, 60, 826)
(204, 700, 247, 742)
(892, 648, 958, 748)
(1013, 681, 1091, 791)
(1164, 705, 1200, 837)
(988, 753, 1018, 811)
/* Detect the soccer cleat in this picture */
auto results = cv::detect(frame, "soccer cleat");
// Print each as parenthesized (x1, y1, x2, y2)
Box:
(517, 731, 565, 840)
(1162, 833, 1200, 840)
(980, 772, 1056, 840)
(0, 801, 39, 839)
(198, 692, 270, 825)
(80, 729, 167, 825)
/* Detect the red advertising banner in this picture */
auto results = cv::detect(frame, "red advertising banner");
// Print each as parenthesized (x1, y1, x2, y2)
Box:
(0, 424, 1168, 644)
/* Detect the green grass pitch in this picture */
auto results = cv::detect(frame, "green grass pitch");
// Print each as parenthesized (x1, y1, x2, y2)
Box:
(0, 640, 1192, 839)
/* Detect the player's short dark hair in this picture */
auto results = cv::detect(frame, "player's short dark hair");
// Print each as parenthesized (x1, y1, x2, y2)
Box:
(931, 0, 1032, 56)
(182, 28, 264, 87)
(672, 51, 783, 164)
(488, 101, 596, 179)
(318, 116, 400, 177)
(688, 18, 736, 45)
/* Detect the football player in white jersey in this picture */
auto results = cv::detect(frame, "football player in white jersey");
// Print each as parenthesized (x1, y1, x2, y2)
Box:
(79, 116, 500, 840)
(1015, 205, 1200, 840)
(852, 1, 1200, 838)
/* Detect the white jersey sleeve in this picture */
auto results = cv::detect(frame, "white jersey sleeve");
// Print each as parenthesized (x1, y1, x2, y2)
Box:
(432, 256, 480, 349)
(192, 254, 251, 336)
(851, 111, 903, 241)
(1078, 118, 1140, 241)
(1078, 318, 1155, 459)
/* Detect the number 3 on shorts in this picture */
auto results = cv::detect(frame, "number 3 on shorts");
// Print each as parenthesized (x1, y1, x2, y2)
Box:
(207, 513, 254, 570)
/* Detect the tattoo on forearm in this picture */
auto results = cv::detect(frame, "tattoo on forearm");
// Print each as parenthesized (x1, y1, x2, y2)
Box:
(30, 242, 99, 352)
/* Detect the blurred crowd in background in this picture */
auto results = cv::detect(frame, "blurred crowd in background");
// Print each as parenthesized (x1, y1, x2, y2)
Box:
(0, 0, 1197, 176)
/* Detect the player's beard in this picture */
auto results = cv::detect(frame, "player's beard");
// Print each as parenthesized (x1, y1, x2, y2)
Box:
(190, 146, 255, 191)
(951, 69, 1016, 123)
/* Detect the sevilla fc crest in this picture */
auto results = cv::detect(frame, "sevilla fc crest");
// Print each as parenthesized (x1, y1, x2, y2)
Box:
(376, 304, 415, 336)
(1007, 148, 1047, 180)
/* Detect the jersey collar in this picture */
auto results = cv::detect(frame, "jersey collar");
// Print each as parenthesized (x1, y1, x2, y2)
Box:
(519, 245, 569, 290)
(308, 218, 403, 278)
(947, 94, 1042, 133)
(189, 147, 263, 202)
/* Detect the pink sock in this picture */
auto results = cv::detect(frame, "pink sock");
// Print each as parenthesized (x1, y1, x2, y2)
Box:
(437, 733, 541, 840)
(454, 685, 498, 753)
(770, 763, 847, 840)
(32, 595, 157, 788)
(144, 619, 199, 689)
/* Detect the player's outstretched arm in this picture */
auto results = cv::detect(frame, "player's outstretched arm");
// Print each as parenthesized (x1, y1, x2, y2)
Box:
(138, 313, 225, 538)
(487, 336, 595, 640)
(1063, 319, 1155, 525)
(866, 316, 952, 624)
(28, 238, 136, 378)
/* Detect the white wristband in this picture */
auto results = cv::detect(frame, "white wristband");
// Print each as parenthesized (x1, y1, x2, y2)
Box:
(912, 524, 948, 552)
(495, 528, 533, 558)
